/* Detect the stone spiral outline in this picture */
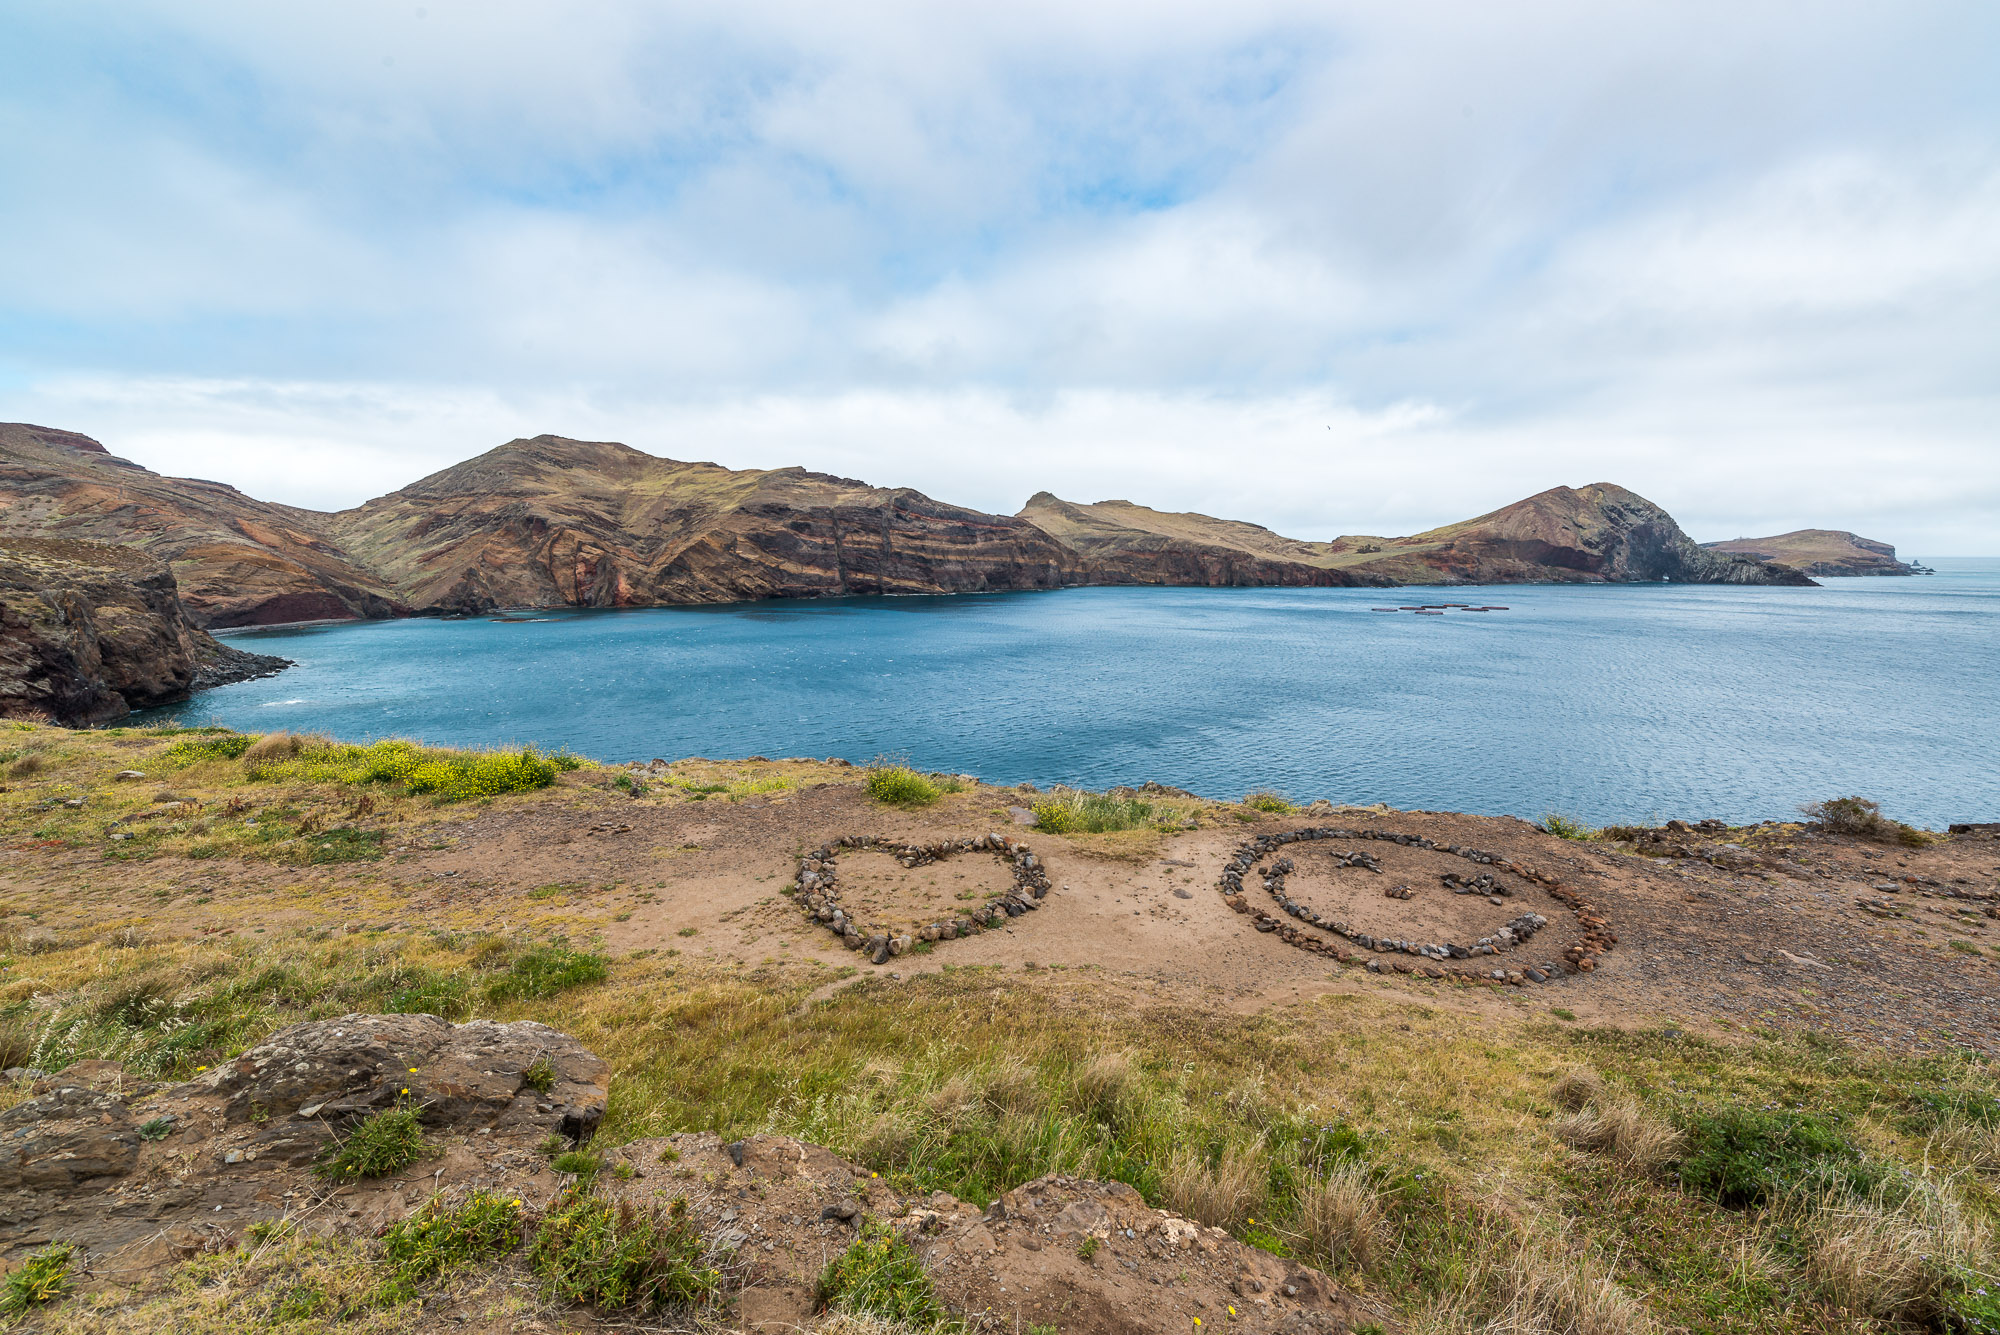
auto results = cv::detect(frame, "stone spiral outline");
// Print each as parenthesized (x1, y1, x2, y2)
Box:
(793, 833, 1053, 965)
(1218, 827, 1618, 986)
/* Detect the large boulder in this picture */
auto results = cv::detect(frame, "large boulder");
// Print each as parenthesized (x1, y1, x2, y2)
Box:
(0, 1086, 140, 1189)
(199, 1013, 610, 1142)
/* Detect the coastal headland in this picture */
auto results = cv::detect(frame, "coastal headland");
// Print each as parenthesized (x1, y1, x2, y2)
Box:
(0, 726, 1993, 1331)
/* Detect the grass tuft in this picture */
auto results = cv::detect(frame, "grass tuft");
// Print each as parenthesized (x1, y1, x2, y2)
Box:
(0, 1241, 75, 1315)
(1541, 812, 1597, 840)
(816, 1222, 956, 1330)
(1242, 789, 1295, 814)
(865, 765, 942, 807)
(1031, 790, 1190, 835)
(313, 1098, 431, 1183)
(528, 1190, 722, 1312)
(375, 1189, 526, 1305)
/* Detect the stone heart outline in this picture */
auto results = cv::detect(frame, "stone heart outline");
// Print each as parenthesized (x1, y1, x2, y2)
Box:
(1218, 828, 1617, 985)
(794, 832, 1052, 965)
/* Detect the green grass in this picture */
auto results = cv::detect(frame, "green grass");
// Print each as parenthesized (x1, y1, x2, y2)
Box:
(239, 736, 571, 802)
(487, 946, 609, 1002)
(528, 1190, 722, 1312)
(1031, 790, 1188, 835)
(162, 734, 255, 765)
(1540, 812, 1597, 840)
(374, 1189, 526, 1305)
(0, 932, 584, 1079)
(1242, 789, 1294, 814)
(865, 765, 942, 807)
(1672, 1106, 1869, 1208)
(817, 1222, 957, 1330)
(0, 1241, 75, 1314)
(312, 1098, 431, 1183)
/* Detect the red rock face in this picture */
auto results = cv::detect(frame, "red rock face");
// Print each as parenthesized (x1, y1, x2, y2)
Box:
(0, 423, 407, 628)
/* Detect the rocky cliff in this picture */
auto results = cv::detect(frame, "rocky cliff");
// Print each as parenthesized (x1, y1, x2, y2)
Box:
(322, 435, 1088, 614)
(1701, 529, 1919, 576)
(0, 538, 288, 725)
(0, 423, 407, 627)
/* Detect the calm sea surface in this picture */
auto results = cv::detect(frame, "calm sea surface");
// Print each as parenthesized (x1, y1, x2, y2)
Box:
(143, 558, 2000, 827)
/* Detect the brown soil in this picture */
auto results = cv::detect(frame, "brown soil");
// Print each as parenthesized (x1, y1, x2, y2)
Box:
(6, 768, 1994, 1053)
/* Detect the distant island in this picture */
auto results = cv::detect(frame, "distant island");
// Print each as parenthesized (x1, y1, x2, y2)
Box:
(1701, 529, 1930, 577)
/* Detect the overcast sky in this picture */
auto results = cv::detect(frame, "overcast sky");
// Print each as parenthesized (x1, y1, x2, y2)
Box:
(3, 1, 1995, 552)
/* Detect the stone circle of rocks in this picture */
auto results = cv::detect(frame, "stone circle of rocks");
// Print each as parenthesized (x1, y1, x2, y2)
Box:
(794, 833, 1052, 965)
(1217, 827, 1617, 987)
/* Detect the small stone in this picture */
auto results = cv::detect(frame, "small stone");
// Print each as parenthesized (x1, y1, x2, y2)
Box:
(114, 770, 145, 781)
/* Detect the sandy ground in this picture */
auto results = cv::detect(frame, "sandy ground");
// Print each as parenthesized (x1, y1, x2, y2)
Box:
(7, 772, 1994, 1055)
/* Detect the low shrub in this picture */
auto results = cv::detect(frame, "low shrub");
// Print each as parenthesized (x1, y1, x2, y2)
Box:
(1242, 789, 1294, 814)
(866, 766, 941, 807)
(375, 1189, 526, 1304)
(529, 1191, 721, 1312)
(1540, 812, 1596, 841)
(314, 1099, 431, 1183)
(0, 1241, 75, 1314)
(1801, 795, 1935, 846)
(1032, 791, 1186, 835)
(816, 1222, 953, 1328)
(1674, 1106, 1867, 1207)
(162, 733, 254, 765)
(241, 736, 563, 801)
(488, 946, 609, 1002)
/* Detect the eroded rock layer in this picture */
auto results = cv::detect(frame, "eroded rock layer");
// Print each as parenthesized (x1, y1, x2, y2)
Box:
(0, 537, 288, 725)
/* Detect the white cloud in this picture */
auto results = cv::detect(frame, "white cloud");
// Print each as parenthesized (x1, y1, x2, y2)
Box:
(1, 0, 1995, 553)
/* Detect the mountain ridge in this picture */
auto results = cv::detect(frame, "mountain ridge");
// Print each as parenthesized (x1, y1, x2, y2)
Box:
(1, 424, 1815, 627)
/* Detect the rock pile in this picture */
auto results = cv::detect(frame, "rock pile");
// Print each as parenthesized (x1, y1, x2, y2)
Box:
(1217, 828, 1618, 986)
(794, 834, 1053, 964)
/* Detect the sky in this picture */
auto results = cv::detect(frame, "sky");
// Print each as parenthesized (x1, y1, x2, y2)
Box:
(2, 1, 1996, 553)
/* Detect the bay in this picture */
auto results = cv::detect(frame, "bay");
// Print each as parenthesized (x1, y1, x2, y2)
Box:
(141, 558, 2000, 827)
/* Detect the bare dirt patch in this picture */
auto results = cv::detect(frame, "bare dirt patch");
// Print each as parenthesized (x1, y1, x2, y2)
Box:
(1280, 842, 1538, 943)
(830, 848, 1019, 935)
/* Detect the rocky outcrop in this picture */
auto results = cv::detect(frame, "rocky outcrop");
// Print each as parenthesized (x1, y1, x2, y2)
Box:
(0, 1027, 1378, 1334)
(322, 436, 1089, 614)
(0, 422, 407, 627)
(1702, 529, 1921, 576)
(0, 537, 289, 725)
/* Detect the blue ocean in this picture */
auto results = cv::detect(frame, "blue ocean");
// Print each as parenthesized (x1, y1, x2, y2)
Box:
(143, 559, 2000, 828)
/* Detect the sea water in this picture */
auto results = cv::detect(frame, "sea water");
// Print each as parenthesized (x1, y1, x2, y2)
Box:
(142, 558, 2000, 827)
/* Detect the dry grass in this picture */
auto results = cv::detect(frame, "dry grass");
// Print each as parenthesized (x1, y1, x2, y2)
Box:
(978, 1059, 1040, 1119)
(1549, 1067, 1604, 1113)
(1778, 1174, 1995, 1322)
(1552, 1101, 1681, 1173)
(1289, 1164, 1384, 1272)
(1066, 1049, 1139, 1123)
(1162, 1143, 1268, 1230)
(1408, 1233, 1660, 1335)
(241, 730, 315, 763)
